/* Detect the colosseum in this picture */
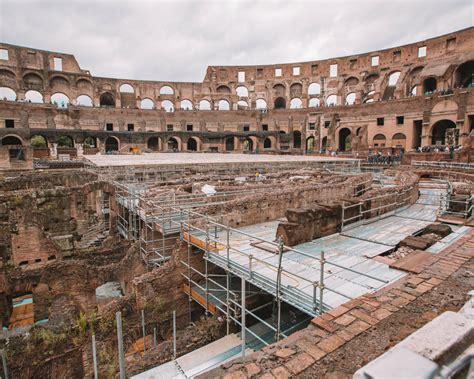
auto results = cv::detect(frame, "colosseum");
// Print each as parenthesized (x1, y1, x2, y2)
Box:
(0, 26, 473, 378)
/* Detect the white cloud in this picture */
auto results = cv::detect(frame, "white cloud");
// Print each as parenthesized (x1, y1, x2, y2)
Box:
(0, 0, 472, 82)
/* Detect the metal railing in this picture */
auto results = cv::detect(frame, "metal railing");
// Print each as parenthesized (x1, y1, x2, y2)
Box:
(412, 160, 474, 171)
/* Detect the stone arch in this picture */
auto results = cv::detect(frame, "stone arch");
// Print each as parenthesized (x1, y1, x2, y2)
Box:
(140, 98, 154, 109)
(49, 75, 70, 95)
(56, 135, 74, 148)
(0, 87, 16, 101)
(160, 85, 174, 95)
(237, 100, 249, 109)
(147, 136, 160, 151)
(306, 136, 315, 152)
(338, 128, 351, 151)
(423, 77, 437, 93)
(308, 82, 321, 95)
(345, 92, 356, 105)
(0, 68, 16, 84)
(289, 98, 302, 109)
(180, 99, 193, 110)
(225, 136, 235, 151)
(373, 133, 386, 147)
(83, 136, 97, 148)
(309, 98, 320, 107)
(22, 72, 43, 89)
(167, 137, 180, 151)
(199, 99, 211, 110)
(256, 99, 267, 110)
(293, 131, 302, 148)
(430, 119, 456, 145)
(100, 92, 115, 107)
(263, 138, 272, 149)
(30, 134, 48, 147)
(161, 100, 174, 112)
(274, 97, 286, 109)
(454, 60, 474, 88)
(25, 90, 43, 103)
(392, 133, 407, 148)
(216, 85, 231, 94)
(119, 83, 134, 93)
(1, 135, 23, 146)
(243, 137, 254, 152)
(236, 86, 248, 97)
(387, 71, 401, 86)
(273, 84, 286, 97)
(76, 94, 93, 107)
(432, 99, 458, 114)
(326, 94, 337, 106)
(344, 76, 359, 86)
(76, 78, 93, 95)
(218, 99, 230, 111)
(51, 92, 70, 108)
(365, 73, 379, 84)
(105, 136, 119, 152)
(187, 137, 199, 151)
(290, 83, 303, 98)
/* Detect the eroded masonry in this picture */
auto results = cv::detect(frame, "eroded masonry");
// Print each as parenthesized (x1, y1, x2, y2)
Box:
(0, 26, 473, 379)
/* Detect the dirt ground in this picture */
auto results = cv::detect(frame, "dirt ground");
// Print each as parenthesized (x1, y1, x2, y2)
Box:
(299, 258, 474, 378)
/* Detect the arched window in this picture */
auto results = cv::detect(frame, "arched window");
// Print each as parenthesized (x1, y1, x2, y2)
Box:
(25, 90, 43, 103)
(373, 134, 386, 147)
(180, 99, 193, 110)
(216, 85, 231, 94)
(308, 83, 321, 95)
(160, 85, 174, 95)
(2, 135, 22, 146)
(236, 86, 248, 97)
(237, 100, 249, 109)
(326, 95, 337, 106)
(57, 135, 74, 148)
(309, 98, 320, 107)
(392, 133, 406, 140)
(218, 99, 230, 111)
(225, 137, 234, 151)
(187, 138, 198, 151)
(199, 99, 211, 110)
(147, 137, 160, 151)
(0, 87, 17, 101)
(140, 98, 154, 109)
(30, 135, 48, 148)
(345, 93, 356, 105)
(264, 138, 272, 149)
(161, 100, 174, 112)
(76, 95, 93, 107)
(388, 71, 401, 86)
(105, 137, 119, 152)
(51, 93, 70, 108)
(119, 83, 134, 93)
(289, 98, 302, 109)
(100, 92, 115, 107)
(274, 97, 286, 109)
(256, 99, 267, 110)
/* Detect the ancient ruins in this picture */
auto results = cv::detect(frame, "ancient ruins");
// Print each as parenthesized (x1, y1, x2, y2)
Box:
(0, 26, 473, 378)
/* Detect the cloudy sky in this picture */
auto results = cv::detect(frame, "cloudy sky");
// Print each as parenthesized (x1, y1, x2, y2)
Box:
(0, 0, 472, 82)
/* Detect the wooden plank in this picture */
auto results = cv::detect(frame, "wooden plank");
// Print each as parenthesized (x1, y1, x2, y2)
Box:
(389, 251, 438, 274)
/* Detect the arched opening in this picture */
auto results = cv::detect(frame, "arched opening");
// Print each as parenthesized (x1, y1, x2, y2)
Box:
(306, 136, 315, 152)
(180, 99, 193, 110)
(289, 98, 302, 109)
(321, 136, 328, 150)
(236, 86, 248, 97)
(373, 133, 386, 147)
(237, 100, 249, 109)
(263, 138, 272, 149)
(431, 119, 456, 145)
(345, 77, 359, 87)
(365, 73, 379, 85)
(218, 99, 230, 111)
(57, 135, 74, 148)
(105, 137, 119, 152)
(147, 137, 160, 151)
(161, 100, 174, 112)
(167, 137, 179, 151)
(30, 135, 48, 148)
(199, 99, 211, 110)
(388, 71, 401, 86)
(23, 72, 43, 89)
(293, 131, 302, 149)
(83, 136, 97, 148)
(423, 77, 437, 94)
(25, 90, 43, 103)
(76, 95, 93, 107)
(392, 133, 407, 148)
(290, 83, 303, 98)
(225, 137, 234, 151)
(140, 98, 154, 109)
(309, 98, 320, 107)
(100, 92, 115, 107)
(160, 85, 174, 95)
(345, 92, 356, 105)
(119, 83, 134, 93)
(338, 128, 351, 151)
(256, 99, 267, 110)
(326, 95, 337, 106)
(454, 61, 474, 88)
(216, 85, 231, 94)
(51, 93, 70, 108)
(243, 138, 253, 152)
(308, 82, 321, 95)
(1, 135, 22, 146)
(274, 97, 286, 109)
(187, 138, 198, 151)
